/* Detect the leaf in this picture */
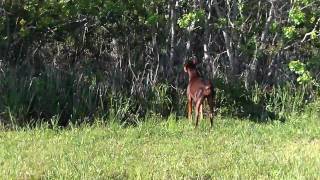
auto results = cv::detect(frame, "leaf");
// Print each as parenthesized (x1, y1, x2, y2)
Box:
(178, 10, 205, 29)
(310, 30, 318, 40)
(289, 60, 305, 75)
(19, 19, 27, 26)
(283, 26, 297, 39)
(289, 7, 305, 25)
(145, 14, 159, 26)
(289, 60, 314, 84)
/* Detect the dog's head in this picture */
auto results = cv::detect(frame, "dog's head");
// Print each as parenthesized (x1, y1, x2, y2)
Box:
(183, 58, 198, 73)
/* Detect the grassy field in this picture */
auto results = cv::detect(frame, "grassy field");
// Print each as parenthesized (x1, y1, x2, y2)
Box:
(0, 110, 320, 179)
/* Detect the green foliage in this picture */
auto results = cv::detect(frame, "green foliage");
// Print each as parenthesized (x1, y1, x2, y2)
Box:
(216, 81, 308, 121)
(178, 10, 205, 29)
(289, 7, 306, 25)
(216, 18, 228, 29)
(311, 30, 318, 40)
(242, 35, 258, 57)
(289, 60, 313, 84)
(270, 21, 279, 33)
(108, 93, 141, 125)
(238, 0, 245, 18)
(289, 60, 307, 75)
(1, 0, 320, 128)
(283, 26, 297, 39)
(149, 83, 172, 116)
(145, 13, 159, 26)
(265, 84, 308, 118)
(295, 0, 312, 6)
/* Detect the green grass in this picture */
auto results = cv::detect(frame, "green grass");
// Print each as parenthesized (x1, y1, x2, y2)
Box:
(0, 111, 319, 179)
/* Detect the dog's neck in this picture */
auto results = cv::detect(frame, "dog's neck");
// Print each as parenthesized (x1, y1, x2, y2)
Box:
(187, 69, 200, 82)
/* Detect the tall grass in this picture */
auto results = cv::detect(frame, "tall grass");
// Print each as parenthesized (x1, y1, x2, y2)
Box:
(0, 67, 318, 128)
(0, 67, 184, 128)
(0, 68, 108, 127)
(215, 80, 316, 121)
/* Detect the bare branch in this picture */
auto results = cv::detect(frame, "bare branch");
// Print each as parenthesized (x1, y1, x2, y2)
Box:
(301, 18, 320, 43)
(260, 2, 275, 44)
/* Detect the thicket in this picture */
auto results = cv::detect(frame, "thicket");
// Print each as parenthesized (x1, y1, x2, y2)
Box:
(0, 0, 319, 127)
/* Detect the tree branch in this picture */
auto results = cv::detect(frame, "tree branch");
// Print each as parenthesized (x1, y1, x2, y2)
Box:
(260, 2, 275, 45)
(301, 18, 320, 43)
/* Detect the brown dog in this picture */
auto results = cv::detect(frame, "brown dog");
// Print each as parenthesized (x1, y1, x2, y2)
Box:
(184, 59, 215, 127)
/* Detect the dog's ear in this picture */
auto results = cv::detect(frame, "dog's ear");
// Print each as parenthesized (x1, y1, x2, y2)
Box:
(183, 64, 188, 72)
(192, 58, 198, 65)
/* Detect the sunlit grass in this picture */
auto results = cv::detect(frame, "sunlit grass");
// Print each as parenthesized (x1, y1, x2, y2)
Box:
(0, 111, 319, 179)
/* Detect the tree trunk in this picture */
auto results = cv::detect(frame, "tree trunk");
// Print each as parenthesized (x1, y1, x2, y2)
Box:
(201, 0, 212, 62)
(247, 2, 275, 85)
(212, 0, 240, 79)
(169, 0, 177, 64)
(152, 21, 160, 84)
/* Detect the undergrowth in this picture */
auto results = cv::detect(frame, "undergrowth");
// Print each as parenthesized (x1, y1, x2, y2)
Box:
(0, 67, 318, 129)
